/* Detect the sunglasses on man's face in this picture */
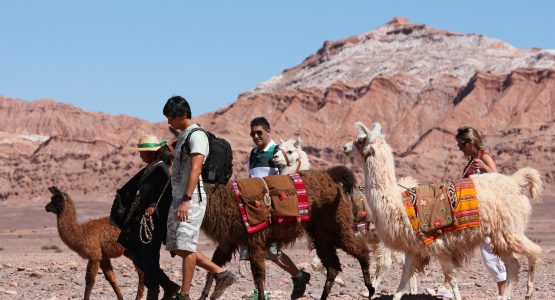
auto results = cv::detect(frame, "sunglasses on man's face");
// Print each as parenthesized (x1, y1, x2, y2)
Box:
(250, 130, 265, 137)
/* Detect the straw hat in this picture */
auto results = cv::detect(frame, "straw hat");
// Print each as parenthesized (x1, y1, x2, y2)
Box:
(134, 135, 165, 151)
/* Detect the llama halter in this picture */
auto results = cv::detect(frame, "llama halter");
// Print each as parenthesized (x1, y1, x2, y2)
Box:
(279, 148, 302, 173)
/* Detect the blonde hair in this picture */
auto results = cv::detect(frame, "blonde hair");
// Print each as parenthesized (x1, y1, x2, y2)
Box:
(456, 126, 484, 151)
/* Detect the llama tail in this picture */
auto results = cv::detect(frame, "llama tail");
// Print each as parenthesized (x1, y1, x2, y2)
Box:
(511, 167, 543, 203)
(327, 165, 357, 193)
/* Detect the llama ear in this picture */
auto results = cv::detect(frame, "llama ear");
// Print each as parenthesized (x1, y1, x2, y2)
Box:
(367, 122, 383, 142)
(294, 136, 303, 148)
(355, 121, 370, 136)
(371, 122, 382, 135)
(280, 139, 285, 144)
(49, 186, 62, 196)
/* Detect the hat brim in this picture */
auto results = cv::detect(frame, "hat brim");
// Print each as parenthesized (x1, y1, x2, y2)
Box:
(133, 146, 161, 152)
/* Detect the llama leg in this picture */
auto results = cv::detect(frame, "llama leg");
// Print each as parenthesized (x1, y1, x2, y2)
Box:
(314, 240, 340, 300)
(199, 244, 236, 300)
(371, 241, 391, 288)
(393, 255, 416, 300)
(84, 260, 100, 300)
(343, 238, 374, 298)
(100, 258, 124, 300)
(438, 257, 461, 300)
(499, 253, 519, 300)
(249, 244, 267, 300)
(123, 250, 145, 300)
(510, 235, 542, 300)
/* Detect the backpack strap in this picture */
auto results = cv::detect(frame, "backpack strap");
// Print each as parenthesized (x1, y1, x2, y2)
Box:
(181, 127, 206, 159)
(180, 127, 207, 202)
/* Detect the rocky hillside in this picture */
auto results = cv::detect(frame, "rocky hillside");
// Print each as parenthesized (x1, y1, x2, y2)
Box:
(1, 17, 554, 205)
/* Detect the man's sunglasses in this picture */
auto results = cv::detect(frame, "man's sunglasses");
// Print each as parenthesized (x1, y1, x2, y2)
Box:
(250, 130, 265, 137)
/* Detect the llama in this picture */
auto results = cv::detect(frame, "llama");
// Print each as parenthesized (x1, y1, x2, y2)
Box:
(275, 136, 417, 293)
(45, 186, 145, 300)
(343, 121, 543, 300)
(199, 166, 375, 300)
(273, 137, 311, 175)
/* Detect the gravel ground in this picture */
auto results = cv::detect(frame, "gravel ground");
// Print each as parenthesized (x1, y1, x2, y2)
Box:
(1, 197, 554, 300)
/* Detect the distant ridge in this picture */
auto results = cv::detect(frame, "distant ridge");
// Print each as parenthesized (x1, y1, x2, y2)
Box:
(1, 17, 554, 204)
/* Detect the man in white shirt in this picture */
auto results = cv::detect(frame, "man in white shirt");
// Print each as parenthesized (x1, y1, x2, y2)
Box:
(163, 96, 235, 300)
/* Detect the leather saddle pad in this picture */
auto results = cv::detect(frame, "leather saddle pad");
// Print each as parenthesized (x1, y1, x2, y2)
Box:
(264, 175, 300, 218)
(235, 177, 270, 226)
(407, 183, 456, 234)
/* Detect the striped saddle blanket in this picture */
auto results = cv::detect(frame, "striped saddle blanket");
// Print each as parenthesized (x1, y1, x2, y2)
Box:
(231, 173, 310, 234)
(402, 178, 480, 245)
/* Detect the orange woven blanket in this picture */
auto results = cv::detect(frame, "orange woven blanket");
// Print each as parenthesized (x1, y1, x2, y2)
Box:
(402, 178, 480, 245)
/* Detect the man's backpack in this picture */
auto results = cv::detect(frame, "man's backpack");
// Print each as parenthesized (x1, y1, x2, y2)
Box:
(182, 127, 233, 184)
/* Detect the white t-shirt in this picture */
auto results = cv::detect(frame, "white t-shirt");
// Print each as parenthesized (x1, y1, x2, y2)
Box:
(171, 124, 209, 200)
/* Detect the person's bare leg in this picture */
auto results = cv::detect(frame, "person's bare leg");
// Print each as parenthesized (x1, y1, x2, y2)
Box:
(176, 250, 196, 296)
(271, 253, 300, 276)
(497, 280, 506, 296)
(195, 251, 224, 273)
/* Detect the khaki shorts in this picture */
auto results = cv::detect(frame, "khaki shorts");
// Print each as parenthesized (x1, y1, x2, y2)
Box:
(166, 192, 206, 252)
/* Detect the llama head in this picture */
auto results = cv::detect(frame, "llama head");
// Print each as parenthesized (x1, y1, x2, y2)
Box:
(273, 137, 306, 170)
(343, 121, 384, 159)
(45, 186, 66, 215)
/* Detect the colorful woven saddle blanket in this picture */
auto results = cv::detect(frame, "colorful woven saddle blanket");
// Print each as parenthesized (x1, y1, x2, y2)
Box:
(232, 173, 310, 234)
(402, 178, 480, 245)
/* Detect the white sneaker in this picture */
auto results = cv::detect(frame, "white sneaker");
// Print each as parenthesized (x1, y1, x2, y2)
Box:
(437, 286, 454, 299)
(427, 286, 454, 299)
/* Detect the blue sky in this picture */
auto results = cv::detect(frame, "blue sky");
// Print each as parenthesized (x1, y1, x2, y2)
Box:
(1, 1, 554, 122)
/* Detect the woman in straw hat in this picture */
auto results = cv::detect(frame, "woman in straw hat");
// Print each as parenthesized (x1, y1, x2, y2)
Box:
(115, 134, 180, 300)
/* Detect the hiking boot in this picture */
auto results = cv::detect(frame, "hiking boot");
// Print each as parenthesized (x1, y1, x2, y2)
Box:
(248, 289, 269, 300)
(291, 270, 310, 299)
(146, 288, 159, 300)
(171, 293, 191, 300)
(210, 270, 236, 299)
(160, 272, 180, 300)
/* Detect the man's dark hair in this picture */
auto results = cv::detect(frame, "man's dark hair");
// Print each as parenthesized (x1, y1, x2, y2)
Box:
(250, 117, 271, 131)
(163, 96, 191, 119)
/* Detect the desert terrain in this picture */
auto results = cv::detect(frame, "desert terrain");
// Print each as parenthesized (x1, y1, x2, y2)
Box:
(1, 17, 555, 300)
(0, 194, 554, 300)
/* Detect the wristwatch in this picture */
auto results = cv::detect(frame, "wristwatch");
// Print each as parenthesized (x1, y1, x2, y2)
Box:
(182, 194, 192, 202)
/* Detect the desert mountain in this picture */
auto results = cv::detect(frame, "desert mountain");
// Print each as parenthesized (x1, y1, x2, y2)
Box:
(1, 17, 554, 205)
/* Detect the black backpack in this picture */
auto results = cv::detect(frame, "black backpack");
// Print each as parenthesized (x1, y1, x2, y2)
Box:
(182, 127, 233, 184)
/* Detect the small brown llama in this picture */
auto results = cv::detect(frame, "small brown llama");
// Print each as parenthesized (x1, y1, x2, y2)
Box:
(45, 186, 145, 300)
(199, 166, 375, 300)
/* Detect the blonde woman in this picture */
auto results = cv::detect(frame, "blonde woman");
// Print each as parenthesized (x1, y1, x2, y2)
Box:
(432, 127, 506, 300)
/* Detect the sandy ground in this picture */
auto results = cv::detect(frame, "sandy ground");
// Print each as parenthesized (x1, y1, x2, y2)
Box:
(1, 196, 554, 300)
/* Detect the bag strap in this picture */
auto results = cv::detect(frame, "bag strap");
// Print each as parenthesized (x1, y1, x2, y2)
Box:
(181, 127, 206, 159)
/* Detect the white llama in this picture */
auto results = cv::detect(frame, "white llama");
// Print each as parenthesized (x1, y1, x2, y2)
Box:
(274, 136, 417, 294)
(343, 121, 542, 300)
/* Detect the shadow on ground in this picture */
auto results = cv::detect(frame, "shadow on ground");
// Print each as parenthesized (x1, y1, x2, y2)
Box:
(372, 294, 441, 300)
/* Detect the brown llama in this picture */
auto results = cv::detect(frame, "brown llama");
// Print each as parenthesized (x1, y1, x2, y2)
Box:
(275, 137, 418, 294)
(199, 166, 375, 300)
(45, 186, 145, 300)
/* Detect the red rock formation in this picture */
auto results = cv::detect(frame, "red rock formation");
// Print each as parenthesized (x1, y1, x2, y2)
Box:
(1, 17, 554, 205)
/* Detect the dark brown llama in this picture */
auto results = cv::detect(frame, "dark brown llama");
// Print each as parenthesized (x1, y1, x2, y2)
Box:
(199, 166, 375, 300)
(45, 186, 145, 300)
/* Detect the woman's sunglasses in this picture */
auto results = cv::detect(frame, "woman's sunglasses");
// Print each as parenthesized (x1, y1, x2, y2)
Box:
(457, 140, 469, 149)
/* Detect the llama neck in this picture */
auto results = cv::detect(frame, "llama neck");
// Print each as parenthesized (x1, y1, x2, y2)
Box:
(363, 144, 414, 244)
(56, 199, 84, 250)
(279, 155, 310, 175)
